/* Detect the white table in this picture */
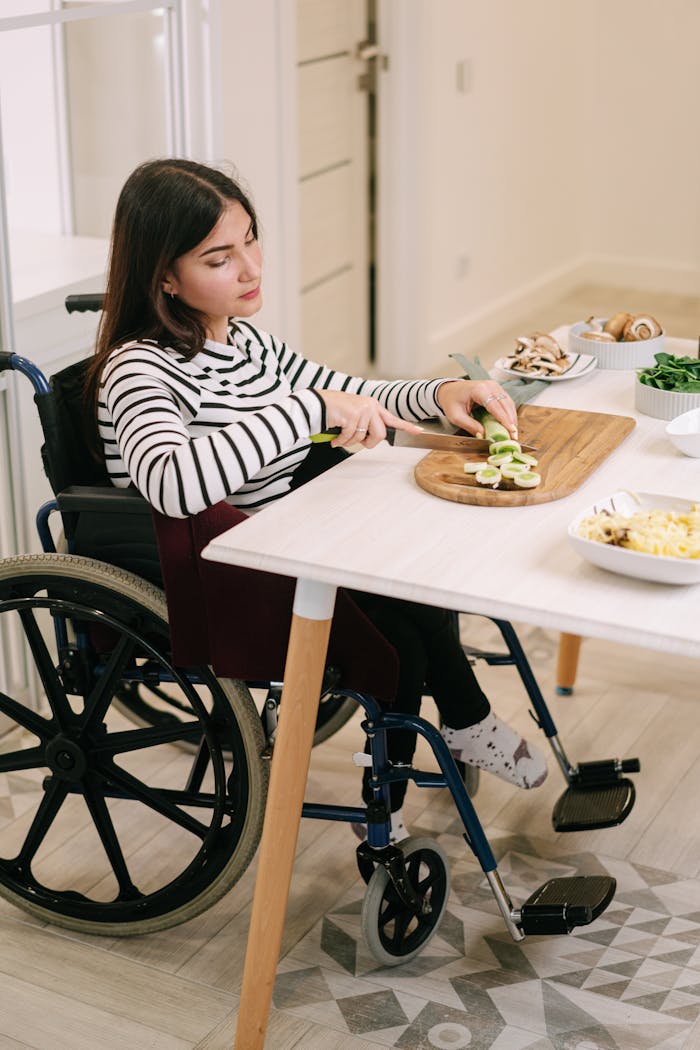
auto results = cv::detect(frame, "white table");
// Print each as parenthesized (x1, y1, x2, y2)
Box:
(202, 331, 700, 1047)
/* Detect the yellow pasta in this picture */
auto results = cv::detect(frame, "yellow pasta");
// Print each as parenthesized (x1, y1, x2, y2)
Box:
(577, 504, 700, 560)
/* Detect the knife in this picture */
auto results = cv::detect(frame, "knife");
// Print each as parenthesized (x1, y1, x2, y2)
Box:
(311, 427, 538, 453)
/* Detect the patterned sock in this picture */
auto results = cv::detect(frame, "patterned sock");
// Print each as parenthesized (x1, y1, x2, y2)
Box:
(441, 712, 548, 789)
(351, 807, 410, 844)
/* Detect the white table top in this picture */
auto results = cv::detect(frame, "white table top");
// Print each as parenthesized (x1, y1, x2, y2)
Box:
(202, 331, 700, 659)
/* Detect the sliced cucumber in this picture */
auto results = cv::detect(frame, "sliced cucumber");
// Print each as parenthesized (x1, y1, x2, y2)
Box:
(488, 452, 513, 467)
(463, 461, 486, 474)
(488, 439, 521, 456)
(513, 471, 541, 489)
(475, 467, 501, 486)
(512, 451, 538, 467)
(500, 462, 528, 479)
(480, 412, 510, 444)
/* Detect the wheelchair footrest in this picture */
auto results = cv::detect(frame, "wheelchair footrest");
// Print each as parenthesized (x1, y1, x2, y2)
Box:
(552, 777, 636, 832)
(520, 875, 616, 935)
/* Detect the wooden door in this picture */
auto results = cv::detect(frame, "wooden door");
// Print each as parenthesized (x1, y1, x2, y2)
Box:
(296, 0, 369, 375)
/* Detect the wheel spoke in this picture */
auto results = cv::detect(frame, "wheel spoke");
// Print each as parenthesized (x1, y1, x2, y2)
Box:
(378, 893, 403, 929)
(18, 609, 73, 728)
(82, 778, 140, 899)
(390, 907, 413, 947)
(0, 690, 53, 741)
(15, 778, 69, 867)
(0, 745, 46, 774)
(103, 763, 210, 839)
(91, 720, 203, 756)
(82, 635, 136, 729)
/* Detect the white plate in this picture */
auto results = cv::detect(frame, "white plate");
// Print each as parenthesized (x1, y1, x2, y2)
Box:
(495, 352, 597, 382)
(568, 491, 700, 585)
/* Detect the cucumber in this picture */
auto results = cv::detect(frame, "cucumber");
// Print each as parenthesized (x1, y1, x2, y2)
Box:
(488, 439, 521, 456)
(512, 451, 538, 467)
(513, 471, 541, 488)
(500, 462, 528, 479)
(475, 467, 501, 486)
(477, 411, 509, 444)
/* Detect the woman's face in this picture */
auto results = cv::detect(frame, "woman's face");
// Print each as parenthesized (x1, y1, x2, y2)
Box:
(163, 201, 263, 342)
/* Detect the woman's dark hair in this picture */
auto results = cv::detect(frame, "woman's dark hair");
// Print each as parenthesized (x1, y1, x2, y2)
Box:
(85, 158, 258, 430)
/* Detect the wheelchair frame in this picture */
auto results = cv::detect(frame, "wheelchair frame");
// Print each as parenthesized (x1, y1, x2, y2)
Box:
(0, 330, 641, 964)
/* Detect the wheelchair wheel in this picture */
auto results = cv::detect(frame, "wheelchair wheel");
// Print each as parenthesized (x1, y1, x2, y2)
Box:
(0, 554, 268, 936)
(361, 836, 450, 966)
(115, 681, 357, 750)
(312, 692, 356, 745)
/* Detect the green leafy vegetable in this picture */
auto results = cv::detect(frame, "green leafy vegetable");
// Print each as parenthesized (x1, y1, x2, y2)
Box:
(637, 353, 700, 392)
(450, 353, 548, 407)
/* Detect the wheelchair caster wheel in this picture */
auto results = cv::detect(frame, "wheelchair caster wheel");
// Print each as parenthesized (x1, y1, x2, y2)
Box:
(361, 836, 450, 965)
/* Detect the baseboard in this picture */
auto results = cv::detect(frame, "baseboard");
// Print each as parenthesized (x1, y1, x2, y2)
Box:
(422, 253, 700, 376)
(583, 254, 700, 298)
(423, 256, 590, 375)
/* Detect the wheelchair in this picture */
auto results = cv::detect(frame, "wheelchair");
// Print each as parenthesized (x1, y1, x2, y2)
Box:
(0, 298, 641, 965)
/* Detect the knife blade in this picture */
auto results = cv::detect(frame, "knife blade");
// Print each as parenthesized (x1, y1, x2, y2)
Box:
(312, 426, 538, 453)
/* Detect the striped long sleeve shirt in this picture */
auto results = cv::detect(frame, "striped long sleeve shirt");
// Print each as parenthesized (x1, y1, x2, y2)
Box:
(98, 320, 452, 517)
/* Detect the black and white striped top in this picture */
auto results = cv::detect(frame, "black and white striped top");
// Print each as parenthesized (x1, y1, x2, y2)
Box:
(98, 320, 450, 517)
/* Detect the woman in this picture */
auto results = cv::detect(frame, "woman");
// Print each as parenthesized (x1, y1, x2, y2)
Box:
(87, 158, 547, 841)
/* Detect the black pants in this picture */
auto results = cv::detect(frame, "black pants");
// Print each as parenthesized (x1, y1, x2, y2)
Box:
(349, 592, 490, 808)
(292, 445, 491, 810)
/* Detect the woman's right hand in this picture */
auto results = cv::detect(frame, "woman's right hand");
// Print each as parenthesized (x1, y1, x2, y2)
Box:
(317, 389, 423, 448)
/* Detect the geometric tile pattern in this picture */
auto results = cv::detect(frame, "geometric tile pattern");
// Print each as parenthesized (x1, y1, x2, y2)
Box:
(277, 829, 700, 1048)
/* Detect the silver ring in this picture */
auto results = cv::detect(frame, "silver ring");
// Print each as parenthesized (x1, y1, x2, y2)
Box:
(494, 394, 508, 402)
(483, 394, 498, 405)
(356, 427, 367, 432)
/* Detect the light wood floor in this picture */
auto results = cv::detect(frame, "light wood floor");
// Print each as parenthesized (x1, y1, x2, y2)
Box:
(1, 284, 699, 1050)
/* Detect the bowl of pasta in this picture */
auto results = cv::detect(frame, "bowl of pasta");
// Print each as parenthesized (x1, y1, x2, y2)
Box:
(568, 491, 700, 584)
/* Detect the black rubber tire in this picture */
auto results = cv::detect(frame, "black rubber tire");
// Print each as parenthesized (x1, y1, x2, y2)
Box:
(0, 554, 268, 936)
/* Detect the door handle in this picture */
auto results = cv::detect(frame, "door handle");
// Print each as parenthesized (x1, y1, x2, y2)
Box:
(356, 39, 388, 93)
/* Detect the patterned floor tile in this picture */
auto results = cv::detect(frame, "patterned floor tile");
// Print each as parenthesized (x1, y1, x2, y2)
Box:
(282, 835, 700, 1048)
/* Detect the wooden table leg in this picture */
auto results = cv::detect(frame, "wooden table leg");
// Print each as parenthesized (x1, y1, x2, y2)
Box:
(234, 578, 336, 1050)
(556, 632, 583, 695)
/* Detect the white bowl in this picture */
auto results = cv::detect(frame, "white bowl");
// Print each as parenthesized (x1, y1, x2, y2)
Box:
(568, 490, 700, 585)
(569, 318, 664, 369)
(666, 407, 700, 457)
(635, 380, 700, 421)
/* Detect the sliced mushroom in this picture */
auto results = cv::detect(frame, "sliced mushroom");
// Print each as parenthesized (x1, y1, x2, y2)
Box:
(579, 330, 616, 342)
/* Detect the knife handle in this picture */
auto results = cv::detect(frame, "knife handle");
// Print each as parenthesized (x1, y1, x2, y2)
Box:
(309, 426, 397, 444)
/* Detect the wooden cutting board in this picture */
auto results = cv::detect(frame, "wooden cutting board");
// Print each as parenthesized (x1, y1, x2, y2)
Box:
(414, 403, 635, 506)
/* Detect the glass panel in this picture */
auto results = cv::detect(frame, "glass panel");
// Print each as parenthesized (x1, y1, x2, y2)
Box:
(64, 5, 169, 237)
(0, 1, 58, 16)
(0, 23, 65, 237)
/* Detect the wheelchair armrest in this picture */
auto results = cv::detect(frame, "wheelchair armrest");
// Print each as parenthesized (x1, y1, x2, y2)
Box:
(57, 485, 152, 515)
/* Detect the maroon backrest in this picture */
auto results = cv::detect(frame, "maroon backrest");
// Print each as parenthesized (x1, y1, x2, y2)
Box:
(151, 501, 399, 700)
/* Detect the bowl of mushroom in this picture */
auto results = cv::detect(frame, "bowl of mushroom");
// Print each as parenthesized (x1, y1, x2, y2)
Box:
(568, 313, 665, 369)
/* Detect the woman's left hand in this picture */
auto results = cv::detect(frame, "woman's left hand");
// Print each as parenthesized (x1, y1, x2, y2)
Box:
(435, 379, 518, 438)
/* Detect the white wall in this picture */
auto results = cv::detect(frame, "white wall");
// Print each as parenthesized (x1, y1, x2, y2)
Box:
(217, 0, 300, 346)
(386, 0, 700, 376)
(0, 11, 64, 236)
(422, 0, 584, 372)
(580, 0, 700, 294)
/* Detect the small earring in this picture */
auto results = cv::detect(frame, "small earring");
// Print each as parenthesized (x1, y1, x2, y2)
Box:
(169, 291, 176, 301)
